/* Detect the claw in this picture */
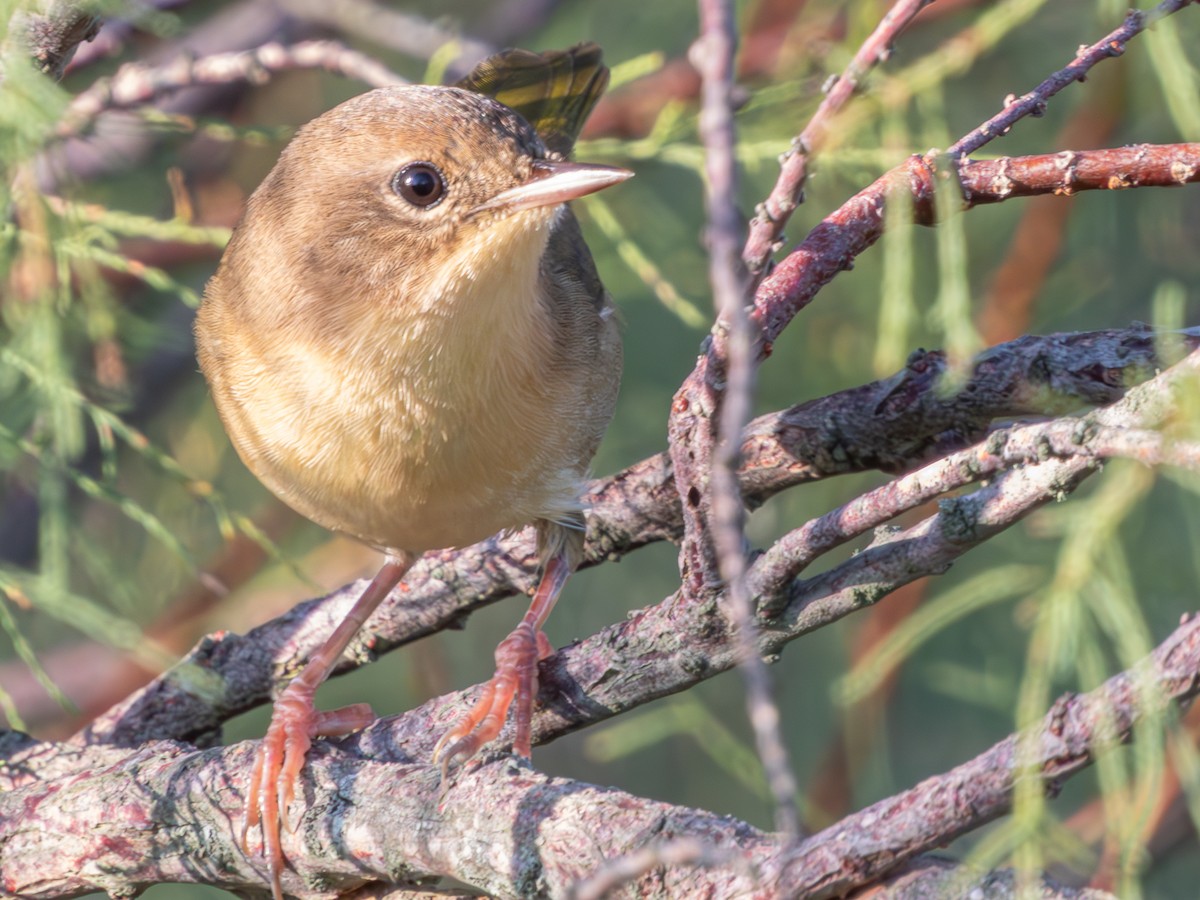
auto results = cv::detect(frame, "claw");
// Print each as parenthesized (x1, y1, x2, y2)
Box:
(434, 553, 573, 788)
(241, 685, 376, 900)
(435, 621, 545, 785)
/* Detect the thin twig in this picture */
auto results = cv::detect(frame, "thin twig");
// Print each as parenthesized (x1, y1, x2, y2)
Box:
(755, 419, 1200, 600)
(57, 40, 405, 138)
(949, 0, 1197, 160)
(36, 2, 319, 190)
(742, 0, 937, 280)
(694, 0, 801, 837)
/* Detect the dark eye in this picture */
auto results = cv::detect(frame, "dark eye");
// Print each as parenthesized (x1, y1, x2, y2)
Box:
(392, 162, 446, 208)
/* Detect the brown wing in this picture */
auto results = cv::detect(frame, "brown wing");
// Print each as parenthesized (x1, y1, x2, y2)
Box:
(540, 208, 623, 466)
(535, 208, 622, 566)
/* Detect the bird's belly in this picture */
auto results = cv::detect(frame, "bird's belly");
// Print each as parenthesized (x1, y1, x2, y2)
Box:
(226, 343, 580, 554)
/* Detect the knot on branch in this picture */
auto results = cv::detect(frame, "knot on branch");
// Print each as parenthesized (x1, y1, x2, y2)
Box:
(15, 4, 101, 79)
(906, 153, 939, 225)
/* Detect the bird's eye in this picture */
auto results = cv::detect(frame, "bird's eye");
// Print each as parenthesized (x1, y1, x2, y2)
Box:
(392, 162, 446, 208)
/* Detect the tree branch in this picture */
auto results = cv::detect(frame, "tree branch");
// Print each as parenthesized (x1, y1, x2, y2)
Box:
(8, 608, 1200, 897)
(664, 0, 1194, 611)
(779, 609, 1200, 899)
(948, 0, 1198, 159)
(959, 143, 1200, 201)
(57, 39, 406, 138)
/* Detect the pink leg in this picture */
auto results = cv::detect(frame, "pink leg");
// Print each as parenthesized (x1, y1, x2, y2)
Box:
(432, 553, 571, 778)
(242, 553, 415, 900)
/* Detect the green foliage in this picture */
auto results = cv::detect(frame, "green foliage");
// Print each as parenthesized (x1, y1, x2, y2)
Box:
(0, 6, 295, 721)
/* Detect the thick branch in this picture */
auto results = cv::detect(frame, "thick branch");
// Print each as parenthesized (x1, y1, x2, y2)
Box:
(780, 610, 1200, 899)
(7, 610, 1200, 898)
(0, 739, 787, 899)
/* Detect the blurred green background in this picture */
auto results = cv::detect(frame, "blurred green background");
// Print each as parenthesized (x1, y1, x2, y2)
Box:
(2, 0, 1200, 896)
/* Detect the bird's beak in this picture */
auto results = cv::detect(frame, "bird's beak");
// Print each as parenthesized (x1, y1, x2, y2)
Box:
(472, 160, 633, 215)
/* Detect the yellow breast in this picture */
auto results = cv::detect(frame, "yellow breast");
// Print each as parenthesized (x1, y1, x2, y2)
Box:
(197, 207, 600, 554)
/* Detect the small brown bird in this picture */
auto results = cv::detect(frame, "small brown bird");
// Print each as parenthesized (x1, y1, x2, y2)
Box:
(195, 44, 627, 898)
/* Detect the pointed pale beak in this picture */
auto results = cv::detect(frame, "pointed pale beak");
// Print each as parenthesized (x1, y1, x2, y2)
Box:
(472, 160, 633, 215)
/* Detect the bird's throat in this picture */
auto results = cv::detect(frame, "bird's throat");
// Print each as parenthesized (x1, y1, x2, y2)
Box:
(407, 208, 555, 367)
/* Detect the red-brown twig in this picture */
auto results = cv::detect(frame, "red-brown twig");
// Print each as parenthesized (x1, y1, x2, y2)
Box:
(960, 143, 1200, 201)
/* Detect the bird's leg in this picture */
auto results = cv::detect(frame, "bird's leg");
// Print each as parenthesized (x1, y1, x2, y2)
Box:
(242, 552, 415, 900)
(433, 552, 571, 777)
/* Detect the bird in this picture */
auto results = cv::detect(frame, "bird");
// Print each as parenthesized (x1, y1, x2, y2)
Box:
(194, 43, 628, 899)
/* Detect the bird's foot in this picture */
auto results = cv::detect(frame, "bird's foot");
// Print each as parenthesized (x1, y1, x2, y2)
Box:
(242, 680, 374, 900)
(432, 620, 554, 784)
